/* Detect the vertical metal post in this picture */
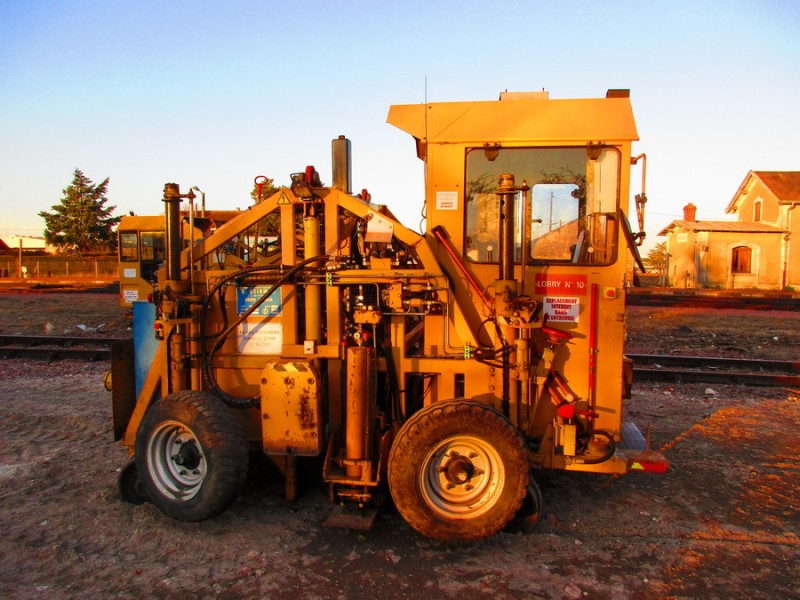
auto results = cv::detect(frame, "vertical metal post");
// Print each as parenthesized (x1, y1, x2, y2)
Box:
(519, 181, 531, 292)
(332, 136, 352, 194)
(161, 183, 190, 394)
(345, 346, 375, 479)
(303, 208, 321, 342)
(169, 328, 187, 393)
(185, 189, 197, 288)
(163, 183, 182, 281)
(588, 283, 599, 428)
(497, 173, 516, 287)
(496, 173, 521, 417)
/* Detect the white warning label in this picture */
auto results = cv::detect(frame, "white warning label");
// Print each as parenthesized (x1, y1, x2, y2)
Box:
(237, 320, 282, 355)
(543, 296, 580, 323)
(436, 191, 458, 210)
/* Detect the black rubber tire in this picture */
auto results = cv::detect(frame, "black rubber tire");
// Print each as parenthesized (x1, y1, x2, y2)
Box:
(135, 390, 248, 522)
(505, 476, 544, 533)
(387, 399, 529, 541)
(118, 456, 149, 505)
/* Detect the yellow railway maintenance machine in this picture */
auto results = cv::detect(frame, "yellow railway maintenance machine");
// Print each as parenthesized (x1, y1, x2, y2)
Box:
(117, 210, 241, 307)
(111, 89, 666, 541)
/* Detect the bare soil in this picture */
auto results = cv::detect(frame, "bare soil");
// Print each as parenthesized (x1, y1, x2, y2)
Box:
(626, 305, 800, 361)
(0, 291, 798, 599)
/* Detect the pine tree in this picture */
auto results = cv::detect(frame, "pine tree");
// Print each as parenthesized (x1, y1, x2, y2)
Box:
(39, 168, 122, 254)
(643, 241, 668, 274)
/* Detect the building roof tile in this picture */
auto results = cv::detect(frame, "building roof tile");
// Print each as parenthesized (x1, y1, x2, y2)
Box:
(727, 170, 800, 213)
(754, 171, 800, 202)
(658, 220, 784, 236)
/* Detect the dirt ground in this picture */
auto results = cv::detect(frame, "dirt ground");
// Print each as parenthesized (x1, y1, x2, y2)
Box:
(0, 290, 798, 599)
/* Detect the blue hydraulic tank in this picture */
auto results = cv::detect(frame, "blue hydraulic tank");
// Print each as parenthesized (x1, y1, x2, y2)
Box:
(132, 301, 158, 397)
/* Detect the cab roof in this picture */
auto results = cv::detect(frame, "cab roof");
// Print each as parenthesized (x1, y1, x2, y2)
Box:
(387, 90, 638, 148)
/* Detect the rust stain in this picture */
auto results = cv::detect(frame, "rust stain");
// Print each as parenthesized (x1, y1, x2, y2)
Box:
(298, 393, 316, 430)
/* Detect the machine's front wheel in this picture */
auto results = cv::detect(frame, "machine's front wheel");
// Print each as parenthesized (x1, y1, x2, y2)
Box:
(388, 399, 528, 540)
(135, 391, 248, 521)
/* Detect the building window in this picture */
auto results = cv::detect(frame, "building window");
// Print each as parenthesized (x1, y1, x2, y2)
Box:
(731, 246, 752, 273)
(753, 200, 762, 222)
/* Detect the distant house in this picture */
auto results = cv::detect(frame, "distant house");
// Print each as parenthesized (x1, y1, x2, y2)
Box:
(0, 235, 50, 253)
(658, 171, 800, 290)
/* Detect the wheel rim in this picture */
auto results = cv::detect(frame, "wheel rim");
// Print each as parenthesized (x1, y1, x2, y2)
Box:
(146, 420, 207, 501)
(420, 435, 505, 519)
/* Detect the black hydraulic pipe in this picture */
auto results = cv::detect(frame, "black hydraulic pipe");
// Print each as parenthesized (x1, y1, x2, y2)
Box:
(163, 183, 182, 281)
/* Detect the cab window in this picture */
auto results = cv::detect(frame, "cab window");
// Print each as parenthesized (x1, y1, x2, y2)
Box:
(465, 147, 620, 265)
(119, 232, 139, 262)
(141, 231, 166, 262)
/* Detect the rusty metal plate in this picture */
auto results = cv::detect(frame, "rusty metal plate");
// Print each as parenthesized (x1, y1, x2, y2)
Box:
(260, 360, 322, 456)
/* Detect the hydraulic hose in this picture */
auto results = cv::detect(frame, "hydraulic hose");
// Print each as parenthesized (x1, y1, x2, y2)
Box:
(577, 429, 616, 464)
(200, 255, 327, 408)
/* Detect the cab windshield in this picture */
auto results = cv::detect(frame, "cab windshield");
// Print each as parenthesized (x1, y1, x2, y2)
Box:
(465, 147, 620, 265)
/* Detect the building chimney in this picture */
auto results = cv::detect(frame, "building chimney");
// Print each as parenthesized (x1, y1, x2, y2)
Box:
(683, 203, 697, 222)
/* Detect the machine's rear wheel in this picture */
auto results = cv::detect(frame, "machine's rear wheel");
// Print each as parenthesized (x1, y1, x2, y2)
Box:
(118, 456, 148, 505)
(135, 391, 248, 522)
(506, 478, 544, 533)
(388, 399, 528, 540)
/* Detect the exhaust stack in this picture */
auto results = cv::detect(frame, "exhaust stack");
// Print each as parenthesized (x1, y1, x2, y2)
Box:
(332, 135, 352, 194)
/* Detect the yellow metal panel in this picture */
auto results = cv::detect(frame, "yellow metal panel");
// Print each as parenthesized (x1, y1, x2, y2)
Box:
(122, 344, 165, 447)
(388, 96, 638, 144)
(117, 215, 166, 231)
(260, 360, 323, 456)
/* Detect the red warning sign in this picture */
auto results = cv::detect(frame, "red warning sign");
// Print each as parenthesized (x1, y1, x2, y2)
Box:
(534, 274, 588, 296)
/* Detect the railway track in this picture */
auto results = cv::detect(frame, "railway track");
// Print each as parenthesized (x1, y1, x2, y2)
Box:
(627, 292, 800, 311)
(0, 335, 125, 361)
(628, 353, 800, 387)
(1, 335, 797, 387)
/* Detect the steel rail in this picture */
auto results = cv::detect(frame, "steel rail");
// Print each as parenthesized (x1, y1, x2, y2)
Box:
(0, 334, 125, 347)
(632, 367, 800, 386)
(629, 354, 800, 386)
(627, 293, 800, 311)
(0, 335, 128, 361)
(0, 336, 797, 388)
(628, 353, 800, 372)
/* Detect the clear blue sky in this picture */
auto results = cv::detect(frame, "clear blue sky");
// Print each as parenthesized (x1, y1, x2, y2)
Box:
(1, 0, 798, 253)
